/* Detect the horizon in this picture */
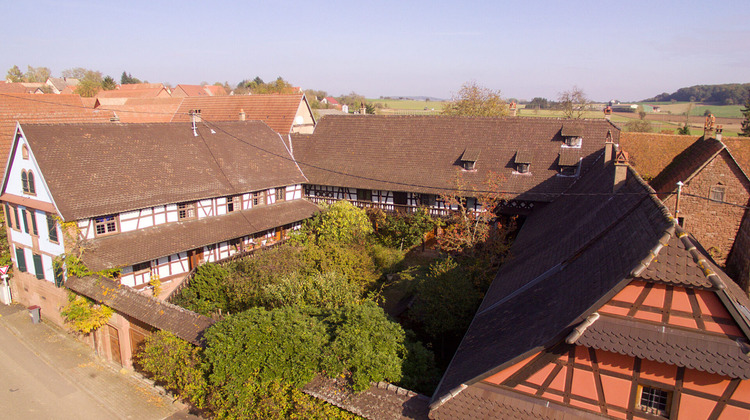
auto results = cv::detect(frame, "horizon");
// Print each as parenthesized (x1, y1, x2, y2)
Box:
(2, 0, 749, 103)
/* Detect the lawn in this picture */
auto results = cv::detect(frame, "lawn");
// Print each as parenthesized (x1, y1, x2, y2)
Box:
(641, 102, 743, 118)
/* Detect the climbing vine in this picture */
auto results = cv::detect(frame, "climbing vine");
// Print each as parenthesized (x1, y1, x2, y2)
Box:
(60, 292, 113, 334)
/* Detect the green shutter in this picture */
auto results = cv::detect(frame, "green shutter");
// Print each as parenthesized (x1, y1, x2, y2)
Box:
(20, 208, 28, 233)
(33, 254, 43, 280)
(30, 210, 38, 236)
(47, 215, 58, 242)
(54, 263, 64, 287)
(3, 203, 10, 229)
(15, 247, 26, 272)
(11, 206, 18, 230)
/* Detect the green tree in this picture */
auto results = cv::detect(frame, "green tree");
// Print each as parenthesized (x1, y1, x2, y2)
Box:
(442, 82, 508, 117)
(678, 124, 691, 135)
(24, 66, 51, 83)
(259, 271, 363, 310)
(558, 86, 592, 119)
(294, 200, 373, 245)
(120, 71, 141, 84)
(101, 76, 117, 90)
(741, 88, 750, 137)
(6, 65, 23, 82)
(74, 78, 102, 97)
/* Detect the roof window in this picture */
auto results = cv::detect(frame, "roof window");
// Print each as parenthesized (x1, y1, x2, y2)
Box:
(561, 124, 583, 148)
(460, 148, 480, 171)
(514, 150, 532, 174)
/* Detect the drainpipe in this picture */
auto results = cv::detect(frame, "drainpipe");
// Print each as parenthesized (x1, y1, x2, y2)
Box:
(675, 181, 684, 223)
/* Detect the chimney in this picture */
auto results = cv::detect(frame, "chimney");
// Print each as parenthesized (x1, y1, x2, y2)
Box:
(509, 101, 517, 117)
(604, 130, 614, 166)
(360, 102, 367, 115)
(239, 109, 246, 121)
(613, 149, 629, 192)
(716, 125, 723, 141)
(703, 114, 715, 138)
(604, 106, 612, 121)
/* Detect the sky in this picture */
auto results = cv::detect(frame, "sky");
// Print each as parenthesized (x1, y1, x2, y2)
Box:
(1, 0, 749, 102)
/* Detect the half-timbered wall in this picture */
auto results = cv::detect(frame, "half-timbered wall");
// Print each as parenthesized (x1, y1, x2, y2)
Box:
(303, 184, 481, 212)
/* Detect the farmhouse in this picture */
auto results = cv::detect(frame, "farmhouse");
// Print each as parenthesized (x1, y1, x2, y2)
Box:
(0, 120, 316, 366)
(428, 148, 750, 420)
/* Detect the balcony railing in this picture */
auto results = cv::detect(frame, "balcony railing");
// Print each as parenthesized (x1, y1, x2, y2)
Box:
(305, 196, 456, 217)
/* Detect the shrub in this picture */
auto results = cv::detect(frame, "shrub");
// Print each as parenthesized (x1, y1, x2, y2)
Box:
(60, 293, 113, 334)
(171, 263, 230, 316)
(370, 244, 405, 274)
(297, 201, 373, 245)
(260, 271, 363, 310)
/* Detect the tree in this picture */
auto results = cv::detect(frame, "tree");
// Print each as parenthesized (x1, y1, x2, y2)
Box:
(294, 200, 373, 245)
(238, 76, 296, 95)
(68, 68, 103, 97)
(558, 86, 592, 119)
(120, 71, 141, 84)
(6, 65, 23, 82)
(101, 76, 117, 91)
(741, 88, 750, 137)
(24, 66, 50, 83)
(528, 97, 550, 110)
(442, 82, 508, 117)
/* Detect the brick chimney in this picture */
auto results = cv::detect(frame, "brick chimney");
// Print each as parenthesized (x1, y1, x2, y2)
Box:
(613, 150, 629, 192)
(604, 106, 612, 121)
(509, 101, 517, 117)
(716, 125, 723, 141)
(703, 114, 715, 138)
(239, 109, 246, 121)
(604, 130, 614, 166)
(360, 102, 367, 115)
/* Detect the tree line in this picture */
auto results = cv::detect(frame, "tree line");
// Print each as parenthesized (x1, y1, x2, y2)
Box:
(643, 83, 750, 105)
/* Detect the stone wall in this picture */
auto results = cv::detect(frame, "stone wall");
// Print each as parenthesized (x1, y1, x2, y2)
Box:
(726, 208, 750, 294)
(9, 271, 68, 327)
(661, 151, 750, 268)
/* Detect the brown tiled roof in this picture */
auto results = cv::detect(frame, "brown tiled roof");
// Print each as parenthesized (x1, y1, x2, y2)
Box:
(118, 83, 165, 90)
(171, 94, 307, 135)
(82, 199, 319, 270)
(577, 315, 750, 379)
(293, 116, 619, 202)
(303, 376, 429, 420)
(723, 137, 750, 177)
(96, 87, 169, 99)
(649, 136, 726, 197)
(460, 148, 480, 162)
(560, 123, 583, 137)
(619, 132, 700, 180)
(21, 121, 307, 220)
(172, 84, 210, 97)
(514, 151, 532, 165)
(96, 97, 183, 123)
(0, 83, 34, 94)
(558, 148, 581, 166)
(66, 276, 214, 345)
(203, 85, 228, 96)
(432, 382, 606, 420)
(637, 233, 713, 288)
(0, 93, 113, 170)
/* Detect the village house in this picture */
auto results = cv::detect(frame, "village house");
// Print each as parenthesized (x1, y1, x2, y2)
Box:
(292, 115, 620, 216)
(428, 147, 750, 419)
(0, 120, 317, 367)
(44, 77, 79, 94)
(170, 84, 228, 97)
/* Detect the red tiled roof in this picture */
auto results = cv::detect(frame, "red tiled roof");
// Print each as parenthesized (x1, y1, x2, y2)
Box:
(0, 93, 113, 170)
(118, 83, 165, 90)
(649, 137, 729, 198)
(171, 94, 306, 135)
(0, 83, 32, 94)
(96, 97, 183, 123)
(96, 87, 169, 99)
(172, 84, 210, 97)
(20, 121, 307, 220)
(203, 85, 227, 96)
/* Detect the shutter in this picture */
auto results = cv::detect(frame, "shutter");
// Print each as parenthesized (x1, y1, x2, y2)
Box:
(21, 209, 29, 233)
(15, 247, 26, 272)
(47, 215, 58, 242)
(30, 210, 38, 236)
(54, 263, 64, 287)
(33, 254, 44, 280)
(3, 203, 11, 229)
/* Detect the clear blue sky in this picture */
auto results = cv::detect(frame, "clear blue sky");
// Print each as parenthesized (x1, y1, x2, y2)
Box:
(2, 0, 748, 102)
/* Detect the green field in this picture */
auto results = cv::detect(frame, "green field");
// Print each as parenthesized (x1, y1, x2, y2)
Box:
(368, 99, 447, 111)
(641, 102, 742, 118)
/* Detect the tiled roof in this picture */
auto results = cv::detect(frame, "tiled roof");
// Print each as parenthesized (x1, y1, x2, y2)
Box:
(558, 148, 581, 166)
(96, 87, 169, 99)
(514, 150, 532, 165)
(82, 199, 319, 270)
(21, 121, 307, 220)
(619, 133, 699, 180)
(560, 123, 583, 137)
(637, 233, 713, 288)
(0, 93, 113, 171)
(431, 163, 674, 407)
(203, 85, 227, 96)
(96, 97, 183, 123)
(303, 376, 429, 420)
(577, 315, 750, 379)
(66, 275, 214, 345)
(724, 137, 750, 177)
(432, 382, 605, 420)
(171, 94, 307, 135)
(649, 136, 726, 197)
(0, 83, 32, 94)
(118, 83, 165, 90)
(293, 116, 619, 202)
(172, 84, 210, 97)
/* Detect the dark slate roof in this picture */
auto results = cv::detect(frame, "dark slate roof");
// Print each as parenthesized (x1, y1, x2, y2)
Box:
(293, 116, 619, 202)
(303, 376, 429, 420)
(82, 199, 319, 271)
(558, 148, 581, 166)
(66, 276, 214, 345)
(431, 163, 675, 408)
(637, 233, 713, 288)
(431, 382, 606, 420)
(649, 136, 726, 198)
(577, 315, 750, 379)
(20, 121, 307, 220)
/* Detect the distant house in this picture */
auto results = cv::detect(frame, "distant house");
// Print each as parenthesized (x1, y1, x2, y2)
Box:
(171, 84, 228, 97)
(429, 151, 750, 419)
(1, 121, 315, 367)
(45, 77, 79, 94)
(321, 97, 340, 106)
(97, 83, 171, 99)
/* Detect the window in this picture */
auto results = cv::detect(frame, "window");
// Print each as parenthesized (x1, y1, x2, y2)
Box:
(357, 189, 372, 202)
(27, 171, 35, 194)
(20, 208, 29, 234)
(47, 214, 58, 243)
(177, 203, 196, 219)
(54, 263, 64, 287)
(462, 160, 476, 171)
(637, 385, 672, 417)
(226, 196, 240, 213)
(27, 210, 38, 236)
(94, 215, 118, 236)
(8, 204, 18, 230)
(564, 136, 582, 147)
(4, 203, 13, 230)
(517, 163, 530, 174)
(276, 187, 286, 202)
(709, 185, 725, 202)
(419, 194, 436, 207)
(15, 247, 26, 272)
(252, 190, 266, 207)
(132, 261, 151, 273)
(559, 165, 577, 176)
(20, 170, 35, 195)
(21, 144, 29, 160)
(32, 254, 44, 280)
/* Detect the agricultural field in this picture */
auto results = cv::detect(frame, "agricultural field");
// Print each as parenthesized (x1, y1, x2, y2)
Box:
(368, 98, 446, 115)
(641, 102, 743, 118)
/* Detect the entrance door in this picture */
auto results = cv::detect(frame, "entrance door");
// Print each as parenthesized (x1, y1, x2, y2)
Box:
(107, 324, 122, 366)
(187, 248, 204, 270)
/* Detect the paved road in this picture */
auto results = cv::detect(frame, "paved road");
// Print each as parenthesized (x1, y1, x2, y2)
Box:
(0, 303, 190, 420)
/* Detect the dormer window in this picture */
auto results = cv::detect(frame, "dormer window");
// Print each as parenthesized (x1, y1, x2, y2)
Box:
(558, 148, 581, 177)
(460, 148, 480, 171)
(514, 151, 532, 174)
(561, 124, 583, 148)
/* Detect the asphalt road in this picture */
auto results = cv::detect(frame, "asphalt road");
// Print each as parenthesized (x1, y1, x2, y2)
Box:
(0, 321, 117, 420)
